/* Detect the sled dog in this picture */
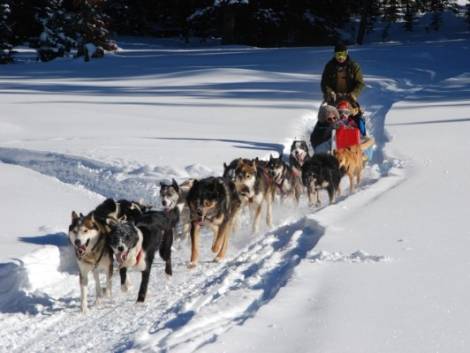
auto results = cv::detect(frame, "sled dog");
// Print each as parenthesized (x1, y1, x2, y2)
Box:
(186, 176, 241, 267)
(301, 154, 343, 207)
(68, 198, 149, 312)
(233, 158, 274, 233)
(107, 207, 178, 302)
(289, 140, 310, 174)
(334, 144, 364, 193)
(160, 178, 194, 240)
(267, 155, 303, 205)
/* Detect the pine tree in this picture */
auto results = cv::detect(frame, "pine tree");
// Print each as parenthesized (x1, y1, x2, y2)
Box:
(70, 0, 116, 60)
(403, 0, 418, 32)
(0, 0, 13, 64)
(35, 0, 77, 61)
(357, 0, 381, 44)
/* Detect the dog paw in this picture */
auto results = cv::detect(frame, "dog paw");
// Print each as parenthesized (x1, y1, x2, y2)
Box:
(187, 262, 197, 269)
(213, 256, 224, 263)
(80, 306, 89, 314)
(121, 284, 129, 293)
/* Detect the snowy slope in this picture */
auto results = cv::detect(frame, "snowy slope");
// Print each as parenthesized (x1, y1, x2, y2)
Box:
(0, 36, 469, 353)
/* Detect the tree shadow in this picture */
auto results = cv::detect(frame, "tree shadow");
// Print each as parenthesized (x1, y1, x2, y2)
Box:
(147, 137, 284, 155)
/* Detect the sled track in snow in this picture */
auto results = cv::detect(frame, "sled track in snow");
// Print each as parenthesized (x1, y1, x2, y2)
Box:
(0, 147, 160, 206)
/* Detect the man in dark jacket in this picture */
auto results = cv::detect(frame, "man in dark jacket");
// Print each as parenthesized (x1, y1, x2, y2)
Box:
(321, 43, 365, 105)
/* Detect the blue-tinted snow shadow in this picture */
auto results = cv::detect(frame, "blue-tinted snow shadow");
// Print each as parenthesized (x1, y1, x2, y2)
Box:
(147, 137, 284, 155)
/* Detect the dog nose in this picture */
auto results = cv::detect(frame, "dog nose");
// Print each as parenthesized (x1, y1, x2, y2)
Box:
(196, 209, 203, 216)
(74, 239, 81, 247)
(162, 200, 167, 207)
(117, 245, 124, 252)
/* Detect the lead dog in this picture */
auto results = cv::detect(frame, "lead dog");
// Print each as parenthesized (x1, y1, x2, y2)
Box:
(68, 198, 148, 312)
(107, 207, 178, 302)
(186, 176, 241, 267)
(301, 154, 344, 207)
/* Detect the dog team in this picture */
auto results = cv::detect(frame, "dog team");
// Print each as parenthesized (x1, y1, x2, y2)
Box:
(68, 137, 370, 313)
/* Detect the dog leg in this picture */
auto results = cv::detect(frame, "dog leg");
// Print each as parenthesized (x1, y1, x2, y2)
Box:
(160, 230, 173, 276)
(215, 221, 231, 262)
(328, 186, 336, 204)
(349, 173, 355, 193)
(266, 192, 273, 228)
(93, 269, 103, 303)
(79, 272, 89, 313)
(252, 202, 262, 233)
(105, 261, 112, 298)
(120, 267, 132, 292)
(315, 190, 321, 207)
(211, 225, 222, 253)
(137, 253, 154, 303)
(189, 222, 201, 268)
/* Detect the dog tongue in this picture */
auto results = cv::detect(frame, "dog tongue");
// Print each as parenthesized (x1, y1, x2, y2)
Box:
(117, 251, 128, 264)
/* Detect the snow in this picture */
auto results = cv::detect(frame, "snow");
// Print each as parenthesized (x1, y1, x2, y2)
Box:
(0, 28, 469, 353)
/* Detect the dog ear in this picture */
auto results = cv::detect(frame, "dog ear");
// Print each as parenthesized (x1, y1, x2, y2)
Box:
(160, 181, 166, 188)
(172, 178, 179, 193)
(71, 211, 79, 221)
(106, 217, 118, 226)
(79, 212, 84, 218)
(269, 154, 273, 161)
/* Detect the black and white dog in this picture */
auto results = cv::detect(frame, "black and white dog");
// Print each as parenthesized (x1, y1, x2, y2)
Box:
(68, 198, 149, 312)
(301, 154, 344, 207)
(267, 155, 303, 205)
(107, 208, 179, 302)
(289, 140, 310, 175)
(160, 178, 194, 240)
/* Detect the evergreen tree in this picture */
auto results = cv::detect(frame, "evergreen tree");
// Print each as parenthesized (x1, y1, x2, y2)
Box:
(381, 0, 400, 41)
(0, 0, 13, 63)
(357, 0, 381, 44)
(403, 0, 418, 31)
(35, 0, 77, 61)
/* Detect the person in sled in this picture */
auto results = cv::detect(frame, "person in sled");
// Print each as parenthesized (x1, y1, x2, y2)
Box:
(310, 104, 340, 154)
(321, 43, 365, 107)
(336, 99, 367, 137)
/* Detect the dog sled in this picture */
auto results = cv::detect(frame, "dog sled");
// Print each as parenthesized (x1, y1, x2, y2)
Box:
(333, 124, 375, 161)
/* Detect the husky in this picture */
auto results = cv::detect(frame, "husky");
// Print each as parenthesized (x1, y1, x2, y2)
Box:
(301, 154, 344, 207)
(233, 158, 274, 233)
(107, 207, 178, 302)
(186, 177, 241, 267)
(223, 158, 243, 182)
(160, 178, 194, 240)
(267, 155, 303, 205)
(68, 198, 149, 312)
(289, 140, 310, 175)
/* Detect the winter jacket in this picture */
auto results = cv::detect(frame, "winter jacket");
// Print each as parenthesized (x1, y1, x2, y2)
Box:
(321, 57, 365, 101)
(310, 121, 334, 153)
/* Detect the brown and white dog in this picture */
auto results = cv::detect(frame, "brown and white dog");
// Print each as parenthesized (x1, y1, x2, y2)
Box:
(333, 138, 374, 193)
(186, 177, 242, 267)
(68, 198, 149, 312)
(232, 158, 274, 233)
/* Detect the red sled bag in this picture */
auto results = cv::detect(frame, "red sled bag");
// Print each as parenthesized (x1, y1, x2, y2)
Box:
(335, 125, 361, 149)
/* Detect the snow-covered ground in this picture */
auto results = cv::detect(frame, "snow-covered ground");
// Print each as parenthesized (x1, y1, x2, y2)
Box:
(0, 31, 469, 352)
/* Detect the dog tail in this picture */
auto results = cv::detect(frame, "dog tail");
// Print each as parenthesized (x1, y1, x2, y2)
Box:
(360, 136, 375, 151)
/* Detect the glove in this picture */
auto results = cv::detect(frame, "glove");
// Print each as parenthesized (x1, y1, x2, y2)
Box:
(327, 91, 337, 104)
